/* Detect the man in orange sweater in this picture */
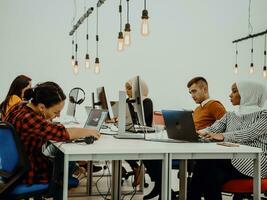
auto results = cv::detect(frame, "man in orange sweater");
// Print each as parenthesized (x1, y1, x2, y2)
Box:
(187, 76, 226, 130)
(144, 77, 226, 200)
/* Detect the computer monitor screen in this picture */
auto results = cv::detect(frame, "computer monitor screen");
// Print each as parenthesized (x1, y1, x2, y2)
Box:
(95, 87, 114, 119)
(66, 88, 79, 117)
(131, 76, 146, 126)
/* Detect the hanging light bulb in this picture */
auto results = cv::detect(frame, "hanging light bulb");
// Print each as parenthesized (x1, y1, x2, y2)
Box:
(85, 53, 90, 68)
(73, 60, 79, 75)
(234, 44, 238, 74)
(71, 55, 75, 66)
(117, 32, 124, 52)
(141, 0, 149, 36)
(234, 64, 238, 74)
(124, 24, 131, 47)
(263, 66, 267, 78)
(249, 63, 254, 74)
(94, 57, 100, 74)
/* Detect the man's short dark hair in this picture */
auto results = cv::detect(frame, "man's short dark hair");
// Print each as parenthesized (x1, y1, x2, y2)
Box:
(187, 77, 208, 88)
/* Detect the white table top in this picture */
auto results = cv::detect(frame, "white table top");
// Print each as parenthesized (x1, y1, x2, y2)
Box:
(54, 135, 261, 156)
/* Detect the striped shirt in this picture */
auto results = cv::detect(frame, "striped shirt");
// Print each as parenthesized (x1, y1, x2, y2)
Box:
(205, 110, 267, 177)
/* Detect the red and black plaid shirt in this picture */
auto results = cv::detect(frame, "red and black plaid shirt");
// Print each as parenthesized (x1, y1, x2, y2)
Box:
(5, 102, 69, 184)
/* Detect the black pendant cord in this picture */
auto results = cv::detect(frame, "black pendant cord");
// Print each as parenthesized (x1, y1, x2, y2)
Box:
(144, 0, 146, 10)
(264, 34, 267, 68)
(120, 0, 122, 32)
(250, 38, 254, 69)
(127, 0, 129, 23)
(96, 6, 99, 58)
(75, 33, 78, 62)
(86, 14, 89, 53)
(235, 43, 238, 68)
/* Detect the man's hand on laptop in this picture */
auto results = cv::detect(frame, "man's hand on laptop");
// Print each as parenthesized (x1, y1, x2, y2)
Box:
(200, 132, 224, 142)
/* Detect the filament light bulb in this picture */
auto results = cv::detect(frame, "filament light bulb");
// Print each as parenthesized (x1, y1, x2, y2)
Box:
(94, 57, 100, 74)
(249, 63, 254, 74)
(234, 64, 238, 74)
(141, 10, 149, 36)
(71, 55, 75, 66)
(85, 54, 90, 69)
(124, 23, 131, 47)
(117, 32, 124, 52)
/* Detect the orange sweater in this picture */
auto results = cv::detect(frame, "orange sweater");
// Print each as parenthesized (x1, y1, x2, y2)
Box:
(193, 100, 226, 131)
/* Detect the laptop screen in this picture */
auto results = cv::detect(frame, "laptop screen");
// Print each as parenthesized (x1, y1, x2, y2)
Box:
(84, 108, 108, 131)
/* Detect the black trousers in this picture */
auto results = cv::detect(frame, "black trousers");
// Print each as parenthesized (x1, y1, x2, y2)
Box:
(188, 159, 249, 200)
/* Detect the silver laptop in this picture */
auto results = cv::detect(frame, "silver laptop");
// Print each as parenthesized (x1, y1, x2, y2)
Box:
(146, 110, 203, 143)
(84, 108, 108, 131)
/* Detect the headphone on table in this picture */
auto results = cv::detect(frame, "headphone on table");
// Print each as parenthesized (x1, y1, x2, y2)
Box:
(69, 87, 85, 105)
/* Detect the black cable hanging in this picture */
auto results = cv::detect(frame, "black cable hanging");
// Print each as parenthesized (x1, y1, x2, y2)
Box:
(117, 0, 124, 52)
(85, 8, 90, 69)
(124, 0, 131, 47)
(234, 43, 238, 74)
(249, 38, 254, 74)
(71, 39, 75, 66)
(74, 32, 79, 74)
(94, 5, 100, 74)
(263, 33, 267, 78)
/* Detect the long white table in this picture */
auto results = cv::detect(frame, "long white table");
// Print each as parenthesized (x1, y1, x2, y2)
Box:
(53, 135, 262, 200)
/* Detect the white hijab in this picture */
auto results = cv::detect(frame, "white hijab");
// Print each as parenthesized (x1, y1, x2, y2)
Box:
(236, 81, 267, 115)
(127, 77, 149, 98)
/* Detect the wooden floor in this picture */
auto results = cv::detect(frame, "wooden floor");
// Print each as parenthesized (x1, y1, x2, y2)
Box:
(67, 162, 234, 200)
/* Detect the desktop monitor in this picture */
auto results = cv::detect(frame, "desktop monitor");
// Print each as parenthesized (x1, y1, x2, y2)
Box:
(66, 88, 79, 117)
(92, 86, 114, 119)
(131, 75, 146, 126)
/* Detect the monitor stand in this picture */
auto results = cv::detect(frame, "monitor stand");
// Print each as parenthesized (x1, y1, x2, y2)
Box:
(114, 91, 143, 139)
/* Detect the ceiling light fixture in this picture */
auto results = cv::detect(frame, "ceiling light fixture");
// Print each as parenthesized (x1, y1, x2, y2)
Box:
(124, 0, 131, 47)
(141, 0, 149, 36)
(117, 0, 124, 52)
(94, 5, 100, 74)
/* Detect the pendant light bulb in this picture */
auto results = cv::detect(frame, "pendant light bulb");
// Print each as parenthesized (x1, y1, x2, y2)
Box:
(117, 32, 124, 52)
(124, 23, 131, 47)
(263, 66, 267, 78)
(141, 10, 149, 36)
(249, 63, 254, 74)
(94, 57, 100, 74)
(234, 64, 238, 74)
(71, 55, 75, 66)
(85, 54, 90, 69)
(73, 60, 78, 75)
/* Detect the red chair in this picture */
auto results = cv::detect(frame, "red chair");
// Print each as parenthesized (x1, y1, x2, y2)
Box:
(153, 111, 165, 126)
(222, 178, 267, 200)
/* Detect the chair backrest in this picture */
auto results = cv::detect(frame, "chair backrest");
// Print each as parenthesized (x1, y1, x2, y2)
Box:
(153, 111, 165, 126)
(0, 121, 28, 196)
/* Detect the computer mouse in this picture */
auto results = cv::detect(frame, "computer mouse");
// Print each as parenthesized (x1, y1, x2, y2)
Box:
(84, 136, 96, 144)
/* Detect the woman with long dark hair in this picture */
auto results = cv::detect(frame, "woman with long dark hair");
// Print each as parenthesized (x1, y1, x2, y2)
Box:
(0, 75, 32, 118)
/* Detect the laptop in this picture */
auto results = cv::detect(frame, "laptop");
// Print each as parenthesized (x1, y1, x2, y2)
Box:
(145, 110, 203, 143)
(84, 108, 108, 131)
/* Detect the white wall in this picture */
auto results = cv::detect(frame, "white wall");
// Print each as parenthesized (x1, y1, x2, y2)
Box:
(0, 0, 267, 114)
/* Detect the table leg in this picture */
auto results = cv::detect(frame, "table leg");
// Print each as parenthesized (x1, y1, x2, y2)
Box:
(162, 153, 170, 200)
(253, 153, 261, 200)
(111, 160, 122, 200)
(63, 154, 69, 200)
(179, 160, 187, 200)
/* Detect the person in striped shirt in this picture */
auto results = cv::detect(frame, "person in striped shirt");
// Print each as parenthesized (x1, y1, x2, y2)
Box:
(188, 81, 267, 200)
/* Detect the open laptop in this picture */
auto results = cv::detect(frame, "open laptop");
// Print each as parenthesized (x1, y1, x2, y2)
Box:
(84, 108, 108, 131)
(145, 110, 203, 143)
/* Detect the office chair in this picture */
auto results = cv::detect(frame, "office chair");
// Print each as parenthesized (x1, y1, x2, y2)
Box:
(222, 178, 267, 200)
(0, 121, 79, 199)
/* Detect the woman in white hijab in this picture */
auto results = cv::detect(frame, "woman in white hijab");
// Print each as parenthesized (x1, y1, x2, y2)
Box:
(188, 81, 267, 200)
(124, 76, 154, 188)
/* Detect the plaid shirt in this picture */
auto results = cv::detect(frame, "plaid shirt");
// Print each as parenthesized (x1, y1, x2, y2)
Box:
(5, 102, 69, 184)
